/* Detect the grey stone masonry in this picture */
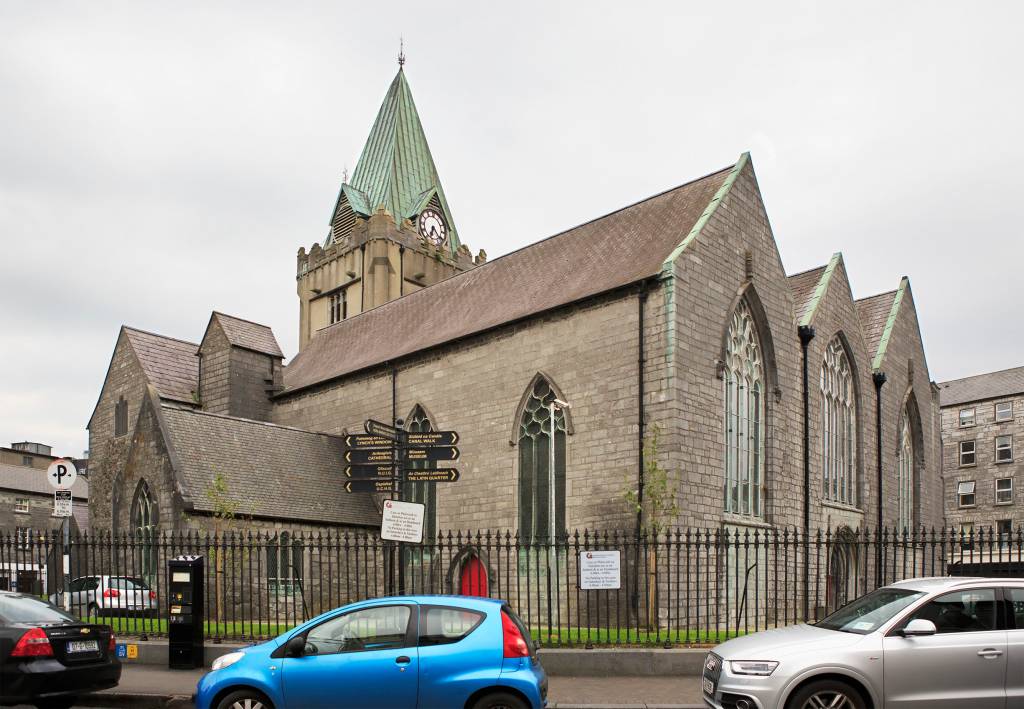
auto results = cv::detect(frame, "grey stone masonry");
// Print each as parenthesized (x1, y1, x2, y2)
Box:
(942, 390, 1024, 534)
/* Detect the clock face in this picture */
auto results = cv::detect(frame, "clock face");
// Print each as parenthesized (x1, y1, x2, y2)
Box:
(418, 209, 447, 246)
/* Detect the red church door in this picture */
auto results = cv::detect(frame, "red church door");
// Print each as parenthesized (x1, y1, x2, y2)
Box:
(459, 556, 488, 596)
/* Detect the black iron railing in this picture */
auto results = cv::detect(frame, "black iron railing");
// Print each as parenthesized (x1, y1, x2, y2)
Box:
(1, 526, 1017, 646)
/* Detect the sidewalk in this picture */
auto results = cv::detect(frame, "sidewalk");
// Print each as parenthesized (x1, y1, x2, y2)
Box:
(76, 665, 705, 708)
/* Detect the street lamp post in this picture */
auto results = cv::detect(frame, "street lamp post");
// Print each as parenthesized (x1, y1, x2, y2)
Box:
(547, 398, 570, 640)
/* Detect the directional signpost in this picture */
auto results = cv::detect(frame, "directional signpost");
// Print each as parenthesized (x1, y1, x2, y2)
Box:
(342, 419, 462, 499)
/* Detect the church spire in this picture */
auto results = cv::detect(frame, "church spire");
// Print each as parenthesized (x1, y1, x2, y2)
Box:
(339, 67, 461, 253)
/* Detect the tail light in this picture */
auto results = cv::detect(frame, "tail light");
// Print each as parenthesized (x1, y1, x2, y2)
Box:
(149, 591, 157, 600)
(108, 633, 116, 653)
(501, 610, 530, 658)
(103, 588, 120, 598)
(10, 628, 53, 658)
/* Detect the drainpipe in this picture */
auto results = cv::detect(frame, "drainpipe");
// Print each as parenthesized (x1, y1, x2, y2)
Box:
(873, 371, 887, 587)
(797, 324, 815, 622)
(636, 288, 648, 537)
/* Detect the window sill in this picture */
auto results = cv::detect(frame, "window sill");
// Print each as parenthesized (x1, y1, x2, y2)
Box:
(13, 510, 29, 515)
(996, 500, 1014, 506)
(958, 505, 977, 510)
(958, 463, 977, 469)
(996, 459, 1015, 465)
(822, 501, 864, 514)
(722, 514, 772, 530)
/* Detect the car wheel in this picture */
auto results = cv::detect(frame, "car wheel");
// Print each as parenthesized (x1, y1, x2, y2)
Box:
(786, 679, 866, 709)
(216, 689, 275, 709)
(35, 698, 76, 709)
(471, 691, 528, 709)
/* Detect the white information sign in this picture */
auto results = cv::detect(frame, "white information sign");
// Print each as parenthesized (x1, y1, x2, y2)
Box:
(46, 459, 77, 490)
(579, 550, 621, 590)
(54, 490, 73, 518)
(381, 499, 425, 543)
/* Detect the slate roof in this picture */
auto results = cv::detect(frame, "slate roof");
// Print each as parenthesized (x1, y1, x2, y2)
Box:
(0, 462, 89, 499)
(336, 68, 461, 253)
(938, 366, 1024, 407)
(124, 328, 199, 404)
(284, 162, 735, 395)
(159, 405, 378, 527)
(787, 264, 827, 325)
(855, 290, 897, 364)
(211, 313, 283, 358)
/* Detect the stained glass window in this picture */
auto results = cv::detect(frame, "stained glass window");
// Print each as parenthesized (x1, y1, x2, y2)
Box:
(724, 299, 765, 517)
(821, 337, 856, 505)
(518, 377, 566, 540)
(897, 413, 914, 530)
(404, 405, 437, 542)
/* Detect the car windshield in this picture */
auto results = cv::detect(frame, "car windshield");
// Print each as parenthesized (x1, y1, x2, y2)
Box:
(816, 588, 926, 634)
(0, 595, 78, 625)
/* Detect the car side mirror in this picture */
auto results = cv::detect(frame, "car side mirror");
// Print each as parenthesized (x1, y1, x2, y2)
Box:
(285, 636, 307, 658)
(902, 618, 937, 637)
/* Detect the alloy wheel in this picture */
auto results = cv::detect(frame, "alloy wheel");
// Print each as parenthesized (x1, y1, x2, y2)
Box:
(801, 691, 856, 709)
(229, 700, 265, 709)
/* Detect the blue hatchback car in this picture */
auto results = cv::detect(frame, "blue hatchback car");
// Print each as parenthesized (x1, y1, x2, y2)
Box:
(195, 595, 547, 709)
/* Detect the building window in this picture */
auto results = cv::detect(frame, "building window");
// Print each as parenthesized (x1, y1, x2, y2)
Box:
(897, 413, 914, 530)
(131, 480, 159, 582)
(996, 401, 1014, 423)
(959, 440, 976, 467)
(329, 290, 347, 325)
(957, 481, 976, 508)
(267, 531, 304, 594)
(998, 519, 1013, 548)
(996, 435, 1014, 463)
(13, 498, 29, 514)
(959, 408, 976, 427)
(820, 337, 856, 506)
(404, 405, 437, 543)
(997, 477, 1013, 504)
(21, 456, 32, 467)
(724, 299, 765, 518)
(517, 376, 566, 540)
(14, 528, 30, 551)
(959, 522, 974, 550)
(114, 396, 128, 437)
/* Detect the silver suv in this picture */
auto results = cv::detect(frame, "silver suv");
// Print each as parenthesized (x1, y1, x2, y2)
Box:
(49, 575, 158, 618)
(706, 576, 1022, 709)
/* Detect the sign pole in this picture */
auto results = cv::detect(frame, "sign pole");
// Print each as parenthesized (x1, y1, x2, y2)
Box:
(395, 422, 405, 596)
(62, 515, 70, 612)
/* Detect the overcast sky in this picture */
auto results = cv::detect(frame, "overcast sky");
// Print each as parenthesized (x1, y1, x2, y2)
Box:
(2, 1, 1021, 458)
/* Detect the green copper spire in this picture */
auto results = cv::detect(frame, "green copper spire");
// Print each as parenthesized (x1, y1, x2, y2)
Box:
(343, 68, 461, 253)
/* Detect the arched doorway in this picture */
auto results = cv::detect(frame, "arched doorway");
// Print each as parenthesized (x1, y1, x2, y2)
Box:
(459, 555, 488, 597)
(827, 529, 858, 611)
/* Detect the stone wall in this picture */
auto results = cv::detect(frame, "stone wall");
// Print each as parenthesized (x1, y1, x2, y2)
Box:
(87, 330, 150, 532)
(198, 322, 231, 415)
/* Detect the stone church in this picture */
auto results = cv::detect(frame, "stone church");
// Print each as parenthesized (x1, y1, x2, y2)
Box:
(87, 66, 942, 555)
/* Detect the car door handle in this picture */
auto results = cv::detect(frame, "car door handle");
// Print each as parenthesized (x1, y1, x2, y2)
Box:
(978, 648, 1003, 658)
(396, 656, 411, 665)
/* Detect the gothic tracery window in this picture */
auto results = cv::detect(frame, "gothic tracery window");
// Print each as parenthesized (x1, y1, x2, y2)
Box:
(404, 405, 437, 542)
(518, 377, 566, 540)
(130, 480, 158, 581)
(897, 412, 914, 530)
(821, 337, 856, 506)
(724, 299, 765, 518)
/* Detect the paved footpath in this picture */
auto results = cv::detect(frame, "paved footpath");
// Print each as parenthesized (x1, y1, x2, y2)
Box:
(58, 665, 705, 708)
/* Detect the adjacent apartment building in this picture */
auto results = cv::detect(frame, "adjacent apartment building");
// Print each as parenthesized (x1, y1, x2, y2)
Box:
(938, 367, 1024, 540)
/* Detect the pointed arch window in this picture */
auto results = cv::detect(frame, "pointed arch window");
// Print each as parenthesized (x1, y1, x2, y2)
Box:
(404, 406, 437, 542)
(267, 531, 303, 594)
(821, 337, 857, 505)
(130, 480, 158, 581)
(114, 396, 128, 437)
(897, 413, 914, 530)
(517, 377, 566, 540)
(724, 299, 765, 518)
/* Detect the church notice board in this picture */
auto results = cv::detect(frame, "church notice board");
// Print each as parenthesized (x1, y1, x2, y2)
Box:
(579, 550, 621, 590)
(381, 499, 425, 544)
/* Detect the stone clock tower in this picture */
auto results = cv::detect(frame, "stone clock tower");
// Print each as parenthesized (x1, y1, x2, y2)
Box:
(296, 66, 486, 351)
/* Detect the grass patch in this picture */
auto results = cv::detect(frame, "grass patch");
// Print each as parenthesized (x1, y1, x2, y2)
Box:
(527, 627, 748, 647)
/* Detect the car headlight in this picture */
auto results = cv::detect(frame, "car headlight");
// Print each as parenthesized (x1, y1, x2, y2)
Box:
(211, 652, 245, 671)
(729, 660, 779, 676)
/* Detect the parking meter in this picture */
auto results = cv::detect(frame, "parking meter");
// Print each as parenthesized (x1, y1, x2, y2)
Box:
(167, 555, 204, 669)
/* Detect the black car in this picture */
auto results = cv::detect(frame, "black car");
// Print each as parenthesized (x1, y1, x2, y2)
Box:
(0, 592, 120, 709)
